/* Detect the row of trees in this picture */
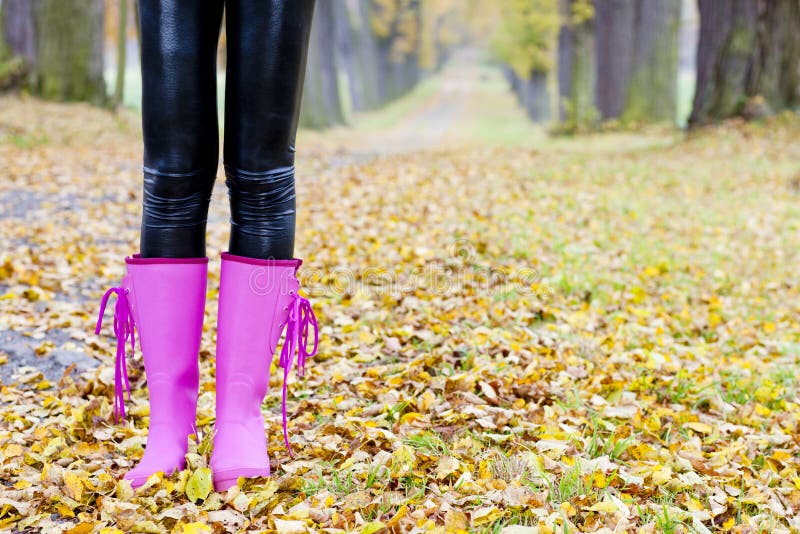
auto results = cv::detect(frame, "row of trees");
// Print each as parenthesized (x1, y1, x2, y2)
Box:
(0, 0, 471, 127)
(494, 0, 800, 130)
(300, 0, 475, 128)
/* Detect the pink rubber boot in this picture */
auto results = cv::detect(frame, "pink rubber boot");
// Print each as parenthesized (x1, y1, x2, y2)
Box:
(96, 255, 208, 488)
(211, 253, 318, 491)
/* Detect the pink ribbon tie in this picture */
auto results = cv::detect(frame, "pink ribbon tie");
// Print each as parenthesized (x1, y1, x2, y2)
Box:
(95, 286, 135, 423)
(278, 293, 318, 456)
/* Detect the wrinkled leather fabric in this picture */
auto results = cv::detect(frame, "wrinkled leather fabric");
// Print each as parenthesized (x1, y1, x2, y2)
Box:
(138, 0, 315, 259)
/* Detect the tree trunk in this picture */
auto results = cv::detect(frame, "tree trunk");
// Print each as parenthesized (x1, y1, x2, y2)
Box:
(522, 70, 551, 122)
(509, 66, 551, 123)
(594, 0, 635, 119)
(0, 0, 35, 89)
(623, 0, 681, 122)
(1, 0, 106, 102)
(558, 0, 596, 130)
(400, 0, 422, 96)
(747, 1, 800, 112)
(300, 0, 344, 129)
(2, 0, 36, 64)
(374, 25, 395, 103)
(369, 0, 421, 105)
(594, 0, 681, 123)
(334, 0, 362, 113)
(689, 0, 800, 126)
(354, 0, 382, 110)
(32, 0, 106, 103)
(114, 0, 128, 109)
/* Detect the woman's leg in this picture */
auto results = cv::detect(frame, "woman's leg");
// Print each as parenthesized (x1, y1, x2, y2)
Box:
(223, 0, 316, 260)
(139, 0, 224, 258)
(211, 0, 317, 491)
(99, 0, 224, 488)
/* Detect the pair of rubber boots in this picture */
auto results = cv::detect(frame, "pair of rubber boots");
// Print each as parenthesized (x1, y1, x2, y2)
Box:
(95, 253, 317, 491)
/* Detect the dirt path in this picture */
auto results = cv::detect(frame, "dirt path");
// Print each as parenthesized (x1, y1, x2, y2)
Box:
(305, 48, 541, 157)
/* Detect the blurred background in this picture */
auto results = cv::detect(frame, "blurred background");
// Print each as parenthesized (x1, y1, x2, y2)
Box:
(2, 0, 797, 138)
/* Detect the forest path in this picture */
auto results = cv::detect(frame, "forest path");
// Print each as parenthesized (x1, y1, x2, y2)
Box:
(358, 52, 476, 153)
(305, 47, 680, 160)
(301, 47, 547, 156)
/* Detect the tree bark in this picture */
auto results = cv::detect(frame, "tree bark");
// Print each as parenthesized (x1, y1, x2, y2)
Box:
(2, 0, 36, 64)
(594, 0, 681, 123)
(521, 70, 551, 122)
(370, 0, 421, 104)
(334, 0, 362, 112)
(1, 0, 106, 102)
(623, 0, 681, 122)
(0, 0, 35, 89)
(33, 0, 106, 103)
(558, 0, 596, 129)
(689, 0, 800, 126)
(300, 0, 344, 129)
(594, 0, 635, 119)
(354, 0, 382, 110)
(114, 0, 128, 109)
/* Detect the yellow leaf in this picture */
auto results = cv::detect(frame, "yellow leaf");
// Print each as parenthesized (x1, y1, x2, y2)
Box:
(35, 380, 52, 390)
(65, 524, 93, 534)
(650, 465, 672, 486)
(185, 468, 213, 502)
(387, 505, 408, 529)
(685, 422, 712, 435)
(5, 443, 24, 458)
(471, 506, 505, 526)
(399, 412, 423, 425)
(390, 444, 416, 478)
(643, 266, 660, 277)
(361, 521, 386, 534)
(13, 479, 31, 490)
(435, 456, 460, 480)
(592, 471, 607, 489)
(63, 471, 83, 502)
(133, 521, 162, 533)
(444, 509, 468, 531)
(182, 523, 211, 534)
(249, 480, 279, 515)
(560, 501, 577, 517)
(56, 503, 75, 517)
(587, 495, 618, 513)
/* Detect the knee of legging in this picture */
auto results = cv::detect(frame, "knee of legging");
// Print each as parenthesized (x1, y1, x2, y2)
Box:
(224, 163, 296, 224)
(142, 168, 215, 226)
(143, 130, 219, 176)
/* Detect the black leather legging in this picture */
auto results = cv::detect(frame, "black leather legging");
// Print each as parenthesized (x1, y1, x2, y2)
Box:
(138, 0, 315, 259)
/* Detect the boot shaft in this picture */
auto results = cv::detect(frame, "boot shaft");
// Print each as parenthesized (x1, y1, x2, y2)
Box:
(97, 255, 208, 424)
(215, 253, 301, 421)
(124, 255, 208, 380)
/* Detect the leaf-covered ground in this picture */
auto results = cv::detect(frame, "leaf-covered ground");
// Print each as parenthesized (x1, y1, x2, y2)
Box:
(2, 61, 800, 533)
